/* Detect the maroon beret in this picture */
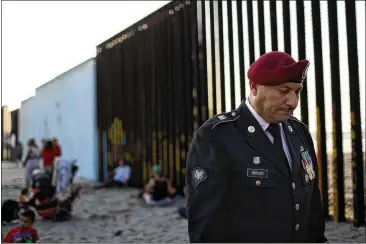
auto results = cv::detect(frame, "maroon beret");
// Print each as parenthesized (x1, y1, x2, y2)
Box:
(247, 51, 310, 85)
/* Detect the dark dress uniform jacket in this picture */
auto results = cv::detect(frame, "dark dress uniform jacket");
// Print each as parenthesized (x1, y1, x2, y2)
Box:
(186, 103, 327, 243)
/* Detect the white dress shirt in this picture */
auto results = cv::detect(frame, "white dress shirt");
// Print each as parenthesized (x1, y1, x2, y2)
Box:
(245, 98, 293, 168)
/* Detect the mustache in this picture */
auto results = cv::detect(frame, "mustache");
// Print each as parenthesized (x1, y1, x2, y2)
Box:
(279, 107, 294, 113)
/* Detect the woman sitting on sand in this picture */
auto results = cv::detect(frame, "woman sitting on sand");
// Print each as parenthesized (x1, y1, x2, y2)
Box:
(141, 165, 176, 206)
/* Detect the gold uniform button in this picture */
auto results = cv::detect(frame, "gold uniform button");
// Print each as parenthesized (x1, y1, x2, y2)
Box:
(295, 224, 300, 231)
(256, 180, 261, 186)
(295, 204, 300, 211)
(292, 182, 296, 190)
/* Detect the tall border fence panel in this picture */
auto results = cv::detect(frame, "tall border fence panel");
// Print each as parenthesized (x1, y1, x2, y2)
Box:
(96, 0, 204, 190)
(96, 0, 365, 225)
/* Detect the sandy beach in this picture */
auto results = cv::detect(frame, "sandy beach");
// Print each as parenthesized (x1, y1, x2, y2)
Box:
(1, 162, 365, 243)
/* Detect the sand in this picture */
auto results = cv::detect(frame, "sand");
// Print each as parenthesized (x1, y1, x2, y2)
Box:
(1, 162, 365, 243)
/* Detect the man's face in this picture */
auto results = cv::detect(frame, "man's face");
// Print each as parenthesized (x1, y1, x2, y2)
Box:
(18, 215, 32, 229)
(251, 81, 303, 123)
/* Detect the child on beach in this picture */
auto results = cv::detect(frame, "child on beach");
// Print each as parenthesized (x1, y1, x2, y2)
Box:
(3, 210, 39, 243)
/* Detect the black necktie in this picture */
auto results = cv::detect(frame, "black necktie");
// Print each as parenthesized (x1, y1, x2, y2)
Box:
(267, 123, 289, 165)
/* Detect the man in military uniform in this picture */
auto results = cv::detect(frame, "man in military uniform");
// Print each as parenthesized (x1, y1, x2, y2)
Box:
(186, 51, 327, 243)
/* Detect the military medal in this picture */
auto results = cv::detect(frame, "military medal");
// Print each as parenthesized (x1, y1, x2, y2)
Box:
(301, 150, 315, 181)
(305, 164, 315, 180)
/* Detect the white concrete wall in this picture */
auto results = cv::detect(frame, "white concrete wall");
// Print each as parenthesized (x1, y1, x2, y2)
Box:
(19, 58, 98, 181)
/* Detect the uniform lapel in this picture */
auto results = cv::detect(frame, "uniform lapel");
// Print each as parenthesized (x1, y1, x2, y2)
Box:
(236, 104, 292, 178)
(282, 120, 301, 177)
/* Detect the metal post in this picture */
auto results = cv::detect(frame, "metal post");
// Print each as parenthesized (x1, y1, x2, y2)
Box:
(217, 1, 226, 112)
(226, 1, 236, 110)
(246, 0, 255, 65)
(236, 1, 246, 100)
(327, 0, 345, 222)
(311, 0, 329, 219)
(257, 0, 266, 55)
(198, 0, 209, 123)
(296, 0, 309, 126)
(209, 1, 217, 115)
(345, 0, 365, 227)
(269, 0, 278, 51)
(282, 0, 291, 54)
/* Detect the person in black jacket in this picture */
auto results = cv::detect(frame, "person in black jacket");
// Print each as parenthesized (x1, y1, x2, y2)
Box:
(186, 51, 327, 243)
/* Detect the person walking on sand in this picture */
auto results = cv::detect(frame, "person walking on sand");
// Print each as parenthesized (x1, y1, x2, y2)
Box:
(41, 140, 56, 173)
(14, 140, 23, 168)
(52, 137, 62, 157)
(23, 139, 40, 189)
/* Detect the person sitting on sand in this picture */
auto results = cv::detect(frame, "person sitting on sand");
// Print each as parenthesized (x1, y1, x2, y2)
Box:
(95, 159, 131, 189)
(141, 165, 176, 206)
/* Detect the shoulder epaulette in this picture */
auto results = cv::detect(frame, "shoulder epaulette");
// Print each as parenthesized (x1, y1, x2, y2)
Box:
(212, 109, 240, 129)
(289, 115, 308, 129)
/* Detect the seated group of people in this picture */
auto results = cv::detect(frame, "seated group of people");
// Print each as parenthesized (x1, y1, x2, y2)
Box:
(89, 158, 188, 218)
(96, 160, 179, 206)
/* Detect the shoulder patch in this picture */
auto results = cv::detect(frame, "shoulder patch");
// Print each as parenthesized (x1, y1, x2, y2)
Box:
(212, 110, 240, 129)
(192, 167, 208, 189)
